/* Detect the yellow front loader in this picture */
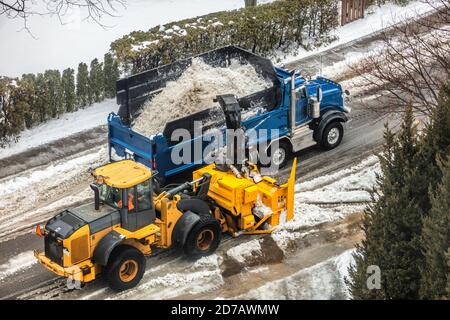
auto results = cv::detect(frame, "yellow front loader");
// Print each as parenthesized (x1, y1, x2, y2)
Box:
(35, 158, 296, 291)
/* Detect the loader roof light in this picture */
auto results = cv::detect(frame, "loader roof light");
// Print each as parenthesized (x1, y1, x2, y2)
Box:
(36, 224, 43, 237)
(93, 159, 152, 188)
(96, 175, 105, 185)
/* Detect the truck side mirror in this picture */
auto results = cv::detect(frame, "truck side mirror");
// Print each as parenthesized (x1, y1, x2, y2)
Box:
(316, 86, 323, 103)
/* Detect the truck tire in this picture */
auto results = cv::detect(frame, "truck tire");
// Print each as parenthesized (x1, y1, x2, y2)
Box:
(105, 245, 146, 292)
(184, 215, 221, 258)
(265, 141, 291, 169)
(321, 122, 343, 150)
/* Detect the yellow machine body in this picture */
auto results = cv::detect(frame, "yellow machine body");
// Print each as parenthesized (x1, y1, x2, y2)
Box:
(193, 159, 296, 235)
(35, 159, 297, 286)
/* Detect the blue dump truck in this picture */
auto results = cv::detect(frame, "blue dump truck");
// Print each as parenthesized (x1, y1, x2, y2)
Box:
(108, 46, 350, 181)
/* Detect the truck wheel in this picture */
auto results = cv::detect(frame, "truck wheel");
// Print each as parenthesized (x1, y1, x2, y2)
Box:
(265, 141, 291, 169)
(184, 215, 221, 258)
(321, 122, 343, 150)
(105, 246, 146, 292)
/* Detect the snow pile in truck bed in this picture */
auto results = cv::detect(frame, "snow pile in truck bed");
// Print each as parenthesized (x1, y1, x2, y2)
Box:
(132, 58, 272, 136)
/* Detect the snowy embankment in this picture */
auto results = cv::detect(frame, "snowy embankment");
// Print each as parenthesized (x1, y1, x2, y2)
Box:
(0, 99, 117, 160)
(0, 148, 108, 239)
(281, 0, 439, 64)
(236, 249, 356, 300)
(0, 251, 37, 282)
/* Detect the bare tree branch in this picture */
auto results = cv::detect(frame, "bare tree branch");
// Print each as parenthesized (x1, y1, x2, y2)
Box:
(348, 0, 450, 117)
(0, 0, 126, 33)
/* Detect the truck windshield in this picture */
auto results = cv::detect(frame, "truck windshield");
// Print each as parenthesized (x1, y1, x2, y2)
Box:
(99, 184, 122, 209)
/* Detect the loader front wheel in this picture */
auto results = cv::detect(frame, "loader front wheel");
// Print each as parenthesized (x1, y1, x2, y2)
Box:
(184, 215, 221, 258)
(105, 246, 146, 292)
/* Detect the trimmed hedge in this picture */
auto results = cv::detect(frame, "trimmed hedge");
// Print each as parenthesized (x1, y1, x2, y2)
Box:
(111, 0, 339, 73)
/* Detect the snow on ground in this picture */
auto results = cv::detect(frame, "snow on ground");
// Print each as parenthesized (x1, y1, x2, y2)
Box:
(0, 99, 117, 160)
(0, 0, 275, 77)
(272, 156, 380, 250)
(226, 239, 262, 263)
(295, 155, 379, 192)
(0, 251, 37, 281)
(236, 249, 355, 300)
(298, 161, 380, 204)
(111, 254, 224, 300)
(281, 0, 438, 64)
(0, 147, 107, 238)
(0, 149, 104, 197)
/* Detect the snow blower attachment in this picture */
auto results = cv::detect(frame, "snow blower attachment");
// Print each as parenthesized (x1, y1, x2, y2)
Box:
(34, 159, 296, 291)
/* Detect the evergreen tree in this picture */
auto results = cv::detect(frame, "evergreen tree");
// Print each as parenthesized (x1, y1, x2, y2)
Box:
(420, 156, 450, 299)
(34, 73, 50, 123)
(20, 73, 37, 128)
(447, 248, 450, 297)
(77, 62, 90, 108)
(44, 70, 64, 118)
(62, 68, 77, 112)
(89, 58, 104, 103)
(417, 84, 450, 299)
(348, 106, 426, 299)
(103, 53, 120, 98)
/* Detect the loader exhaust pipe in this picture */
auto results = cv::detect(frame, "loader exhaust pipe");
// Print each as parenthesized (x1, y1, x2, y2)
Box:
(90, 184, 100, 210)
(290, 71, 296, 137)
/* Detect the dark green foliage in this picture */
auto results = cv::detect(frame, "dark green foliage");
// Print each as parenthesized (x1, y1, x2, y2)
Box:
(77, 62, 90, 108)
(44, 70, 64, 118)
(420, 157, 450, 299)
(62, 68, 77, 112)
(34, 73, 50, 123)
(103, 53, 120, 98)
(0, 77, 33, 146)
(89, 58, 104, 103)
(419, 88, 450, 299)
(20, 73, 37, 128)
(111, 0, 340, 73)
(348, 84, 450, 300)
(447, 248, 450, 296)
(348, 107, 426, 299)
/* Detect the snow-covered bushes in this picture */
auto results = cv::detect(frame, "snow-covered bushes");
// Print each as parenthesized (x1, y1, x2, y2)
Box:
(111, 0, 339, 73)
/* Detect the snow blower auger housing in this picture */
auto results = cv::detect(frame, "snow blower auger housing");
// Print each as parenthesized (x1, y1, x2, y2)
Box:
(34, 158, 296, 291)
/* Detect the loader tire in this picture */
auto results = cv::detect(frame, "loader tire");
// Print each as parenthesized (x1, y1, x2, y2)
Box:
(321, 122, 343, 150)
(105, 245, 146, 292)
(184, 215, 221, 258)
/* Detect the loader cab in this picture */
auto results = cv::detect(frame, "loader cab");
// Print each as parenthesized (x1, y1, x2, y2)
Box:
(92, 160, 156, 231)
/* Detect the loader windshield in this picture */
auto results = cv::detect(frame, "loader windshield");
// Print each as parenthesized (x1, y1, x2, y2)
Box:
(99, 184, 122, 209)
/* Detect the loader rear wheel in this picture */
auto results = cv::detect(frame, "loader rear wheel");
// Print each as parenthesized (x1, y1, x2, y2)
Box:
(184, 215, 221, 258)
(105, 246, 146, 292)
